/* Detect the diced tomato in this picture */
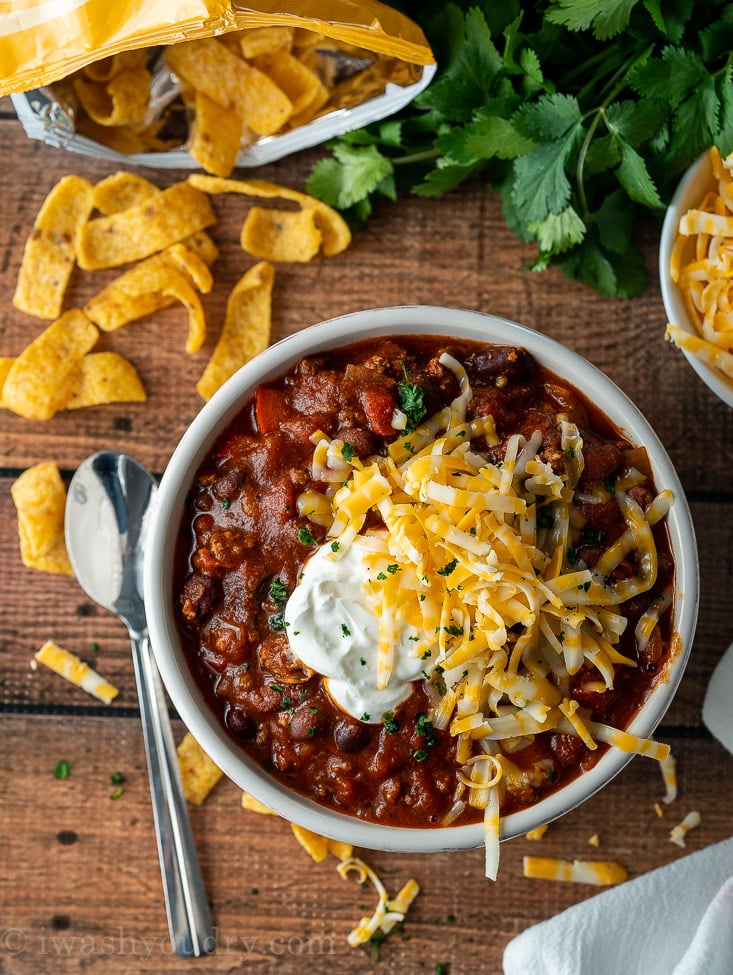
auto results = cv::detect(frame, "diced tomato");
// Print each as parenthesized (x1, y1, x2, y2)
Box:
(361, 387, 396, 436)
(255, 386, 293, 434)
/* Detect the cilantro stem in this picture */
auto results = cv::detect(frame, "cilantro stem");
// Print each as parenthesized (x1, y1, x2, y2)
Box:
(393, 148, 440, 166)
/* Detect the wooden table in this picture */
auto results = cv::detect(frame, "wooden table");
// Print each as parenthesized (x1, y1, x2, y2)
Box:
(1, 94, 732, 975)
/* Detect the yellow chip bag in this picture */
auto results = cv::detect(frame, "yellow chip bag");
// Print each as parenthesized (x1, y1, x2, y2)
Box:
(165, 38, 293, 137)
(188, 173, 351, 257)
(241, 206, 322, 262)
(177, 731, 223, 805)
(63, 353, 146, 410)
(2, 310, 98, 419)
(196, 261, 274, 400)
(78, 181, 216, 270)
(13, 175, 95, 320)
(11, 462, 73, 575)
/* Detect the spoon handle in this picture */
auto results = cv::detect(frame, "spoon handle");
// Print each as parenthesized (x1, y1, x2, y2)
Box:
(129, 629, 216, 957)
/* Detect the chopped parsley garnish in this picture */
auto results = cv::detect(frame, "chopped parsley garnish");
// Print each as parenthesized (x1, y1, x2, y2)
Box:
(437, 558, 458, 577)
(53, 760, 71, 779)
(360, 657, 367, 666)
(415, 712, 438, 748)
(396, 380, 427, 434)
(341, 442, 357, 462)
(297, 528, 317, 546)
(360, 712, 371, 722)
(110, 787, 125, 800)
(443, 624, 463, 637)
(577, 581, 592, 592)
(220, 497, 231, 509)
(382, 712, 399, 734)
(110, 771, 125, 785)
(582, 528, 608, 545)
(341, 623, 351, 638)
(412, 748, 429, 762)
(269, 578, 288, 605)
(386, 563, 401, 574)
(330, 540, 340, 552)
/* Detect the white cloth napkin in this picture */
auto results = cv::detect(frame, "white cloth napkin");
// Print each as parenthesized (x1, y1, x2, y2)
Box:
(503, 640, 733, 975)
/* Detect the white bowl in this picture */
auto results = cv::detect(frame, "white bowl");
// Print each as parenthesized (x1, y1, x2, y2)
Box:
(659, 151, 733, 408)
(145, 305, 699, 853)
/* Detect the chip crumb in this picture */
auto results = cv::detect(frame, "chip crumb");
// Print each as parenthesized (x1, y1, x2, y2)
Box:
(588, 833, 600, 847)
(524, 825, 549, 841)
(176, 731, 223, 804)
(241, 791, 277, 815)
(654, 801, 664, 818)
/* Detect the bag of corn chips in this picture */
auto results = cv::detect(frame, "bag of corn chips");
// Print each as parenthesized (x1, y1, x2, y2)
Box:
(1, 0, 435, 172)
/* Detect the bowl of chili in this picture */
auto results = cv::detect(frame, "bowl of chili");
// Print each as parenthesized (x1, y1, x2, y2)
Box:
(145, 305, 698, 870)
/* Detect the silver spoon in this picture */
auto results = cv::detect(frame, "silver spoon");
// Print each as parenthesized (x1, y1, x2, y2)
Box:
(65, 451, 215, 957)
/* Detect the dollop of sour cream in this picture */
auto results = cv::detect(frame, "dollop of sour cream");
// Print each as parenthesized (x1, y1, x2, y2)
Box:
(284, 533, 426, 721)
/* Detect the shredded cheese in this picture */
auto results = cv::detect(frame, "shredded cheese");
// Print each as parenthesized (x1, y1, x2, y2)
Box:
(666, 146, 733, 381)
(670, 810, 701, 848)
(337, 857, 420, 948)
(523, 856, 628, 886)
(299, 352, 673, 879)
(34, 639, 118, 704)
(659, 751, 678, 804)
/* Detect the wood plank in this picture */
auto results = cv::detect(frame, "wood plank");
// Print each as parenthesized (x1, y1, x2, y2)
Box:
(1, 713, 731, 975)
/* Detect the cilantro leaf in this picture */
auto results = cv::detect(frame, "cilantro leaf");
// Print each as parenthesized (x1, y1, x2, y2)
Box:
(546, 0, 641, 40)
(437, 113, 536, 164)
(418, 8, 503, 122)
(528, 205, 587, 253)
(396, 381, 427, 433)
(511, 131, 583, 224)
(615, 142, 664, 208)
(306, 143, 393, 210)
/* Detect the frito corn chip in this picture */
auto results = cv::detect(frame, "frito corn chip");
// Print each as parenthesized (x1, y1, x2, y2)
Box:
(72, 66, 151, 127)
(84, 245, 213, 348)
(239, 26, 295, 59)
(196, 261, 273, 400)
(291, 823, 330, 863)
(188, 174, 351, 257)
(78, 181, 216, 270)
(241, 207, 322, 262)
(93, 171, 160, 214)
(327, 839, 354, 861)
(83, 50, 149, 83)
(177, 731, 223, 805)
(188, 89, 244, 179)
(11, 462, 73, 575)
(0, 357, 13, 394)
(251, 50, 327, 118)
(35, 640, 119, 703)
(165, 38, 292, 137)
(2, 310, 98, 419)
(241, 791, 277, 815)
(62, 353, 146, 410)
(13, 175, 94, 320)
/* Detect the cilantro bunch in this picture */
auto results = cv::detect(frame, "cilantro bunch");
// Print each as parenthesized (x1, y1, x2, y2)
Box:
(306, 0, 733, 297)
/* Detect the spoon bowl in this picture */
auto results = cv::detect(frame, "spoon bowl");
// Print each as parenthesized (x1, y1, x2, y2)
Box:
(65, 451, 215, 957)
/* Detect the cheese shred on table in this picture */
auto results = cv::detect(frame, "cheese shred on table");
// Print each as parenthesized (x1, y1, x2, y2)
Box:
(303, 353, 673, 880)
(34, 639, 118, 704)
(337, 856, 420, 948)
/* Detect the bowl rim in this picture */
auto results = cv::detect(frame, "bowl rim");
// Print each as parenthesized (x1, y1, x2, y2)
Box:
(659, 150, 733, 409)
(145, 304, 699, 852)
